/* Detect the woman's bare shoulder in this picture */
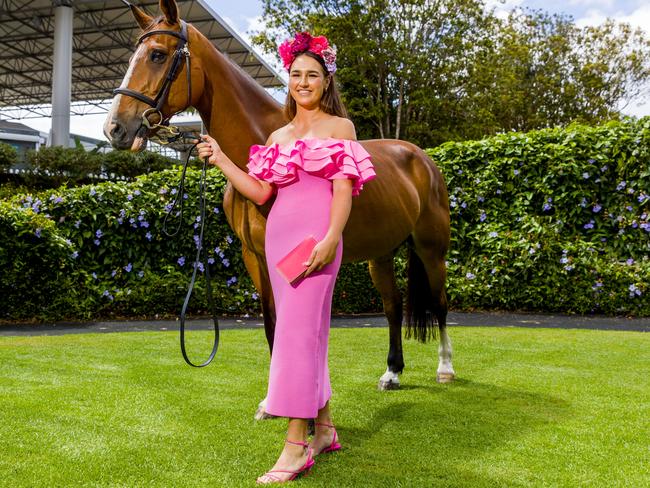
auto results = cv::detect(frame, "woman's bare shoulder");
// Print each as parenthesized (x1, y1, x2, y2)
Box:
(328, 116, 357, 140)
(264, 126, 292, 146)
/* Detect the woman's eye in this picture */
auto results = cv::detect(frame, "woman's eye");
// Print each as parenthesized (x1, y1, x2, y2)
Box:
(150, 50, 167, 63)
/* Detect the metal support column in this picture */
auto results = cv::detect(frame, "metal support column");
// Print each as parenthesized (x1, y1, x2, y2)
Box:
(50, 0, 74, 147)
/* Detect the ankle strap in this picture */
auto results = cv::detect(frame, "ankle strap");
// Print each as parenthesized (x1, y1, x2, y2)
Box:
(315, 422, 335, 428)
(285, 438, 308, 447)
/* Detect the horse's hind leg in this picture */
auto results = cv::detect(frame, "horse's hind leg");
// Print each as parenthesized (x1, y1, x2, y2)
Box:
(412, 219, 455, 383)
(368, 252, 405, 390)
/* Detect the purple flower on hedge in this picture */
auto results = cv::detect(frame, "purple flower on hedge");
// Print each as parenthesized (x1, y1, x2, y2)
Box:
(226, 235, 233, 244)
(208, 257, 215, 265)
(461, 202, 467, 209)
(183, 193, 189, 200)
(251, 292, 259, 300)
(496, 189, 502, 195)
(213, 207, 220, 214)
(489, 231, 498, 238)
(560, 256, 569, 264)
(159, 188, 168, 195)
(639, 193, 648, 203)
(222, 258, 230, 267)
(588, 159, 595, 164)
(631, 220, 638, 228)
(592, 204, 602, 213)
(35, 228, 42, 237)
(140, 221, 149, 228)
(477, 196, 484, 203)
(196, 262, 205, 273)
(95, 229, 103, 238)
(226, 276, 237, 287)
(92, 272, 97, 279)
(138, 270, 145, 278)
(124, 263, 132, 273)
(626, 206, 633, 212)
(134, 190, 141, 196)
(145, 232, 152, 241)
(465, 272, 476, 279)
(89, 188, 96, 197)
(127, 194, 133, 201)
(164, 203, 173, 213)
(111, 270, 117, 277)
(582, 172, 590, 179)
(94, 239, 101, 246)
(177, 256, 186, 266)
(513, 169, 519, 176)
(600, 165, 608, 172)
(628, 284, 641, 297)
(626, 258, 635, 265)
(479, 212, 487, 222)
(171, 188, 177, 195)
(193, 234, 200, 249)
(584, 220, 595, 229)
(580, 198, 587, 207)
(71, 251, 79, 259)
(564, 264, 574, 271)
(616, 181, 626, 191)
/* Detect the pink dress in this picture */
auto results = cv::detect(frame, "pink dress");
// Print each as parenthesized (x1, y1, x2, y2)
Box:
(247, 137, 376, 418)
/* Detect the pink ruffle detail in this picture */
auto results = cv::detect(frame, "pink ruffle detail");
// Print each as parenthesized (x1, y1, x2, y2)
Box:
(247, 138, 376, 196)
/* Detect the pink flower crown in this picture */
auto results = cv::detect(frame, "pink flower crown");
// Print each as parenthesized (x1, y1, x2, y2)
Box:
(278, 32, 337, 74)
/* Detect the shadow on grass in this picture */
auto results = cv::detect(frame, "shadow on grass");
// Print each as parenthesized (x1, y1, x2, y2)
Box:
(320, 378, 569, 486)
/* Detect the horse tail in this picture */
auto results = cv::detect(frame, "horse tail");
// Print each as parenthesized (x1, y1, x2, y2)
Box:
(405, 238, 437, 343)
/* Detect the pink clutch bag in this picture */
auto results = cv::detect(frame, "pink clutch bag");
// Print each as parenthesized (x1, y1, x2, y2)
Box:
(275, 235, 318, 285)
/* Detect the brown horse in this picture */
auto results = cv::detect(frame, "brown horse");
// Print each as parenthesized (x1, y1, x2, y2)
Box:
(104, 0, 454, 414)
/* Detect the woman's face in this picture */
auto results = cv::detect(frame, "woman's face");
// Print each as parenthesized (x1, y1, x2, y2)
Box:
(289, 54, 329, 108)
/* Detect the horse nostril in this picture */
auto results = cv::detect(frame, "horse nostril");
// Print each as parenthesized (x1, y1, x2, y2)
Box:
(110, 122, 126, 141)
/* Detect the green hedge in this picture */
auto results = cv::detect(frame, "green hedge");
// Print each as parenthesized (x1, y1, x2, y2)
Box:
(429, 116, 649, 315)
(1, 117, 648, 321)
(0, 167, 380, 321)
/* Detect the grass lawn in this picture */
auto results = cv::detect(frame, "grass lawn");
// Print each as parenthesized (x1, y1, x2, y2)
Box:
(0, 326, 648, 487)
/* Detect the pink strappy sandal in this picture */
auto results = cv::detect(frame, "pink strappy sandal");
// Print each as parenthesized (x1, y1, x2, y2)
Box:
(256, 439, 315, 484)
(312, 422, 342, 455)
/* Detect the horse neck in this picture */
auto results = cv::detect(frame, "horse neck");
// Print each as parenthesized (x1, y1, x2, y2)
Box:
(190, 28, 285, 167)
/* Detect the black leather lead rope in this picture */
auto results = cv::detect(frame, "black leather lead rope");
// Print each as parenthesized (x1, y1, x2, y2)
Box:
(164, 141, 219, 367)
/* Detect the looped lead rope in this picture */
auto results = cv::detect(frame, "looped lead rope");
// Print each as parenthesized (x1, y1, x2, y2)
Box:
(163, 136, 219, 367)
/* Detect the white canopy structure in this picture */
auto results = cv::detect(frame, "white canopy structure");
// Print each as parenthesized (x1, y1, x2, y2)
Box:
(0, 0, 285, 146)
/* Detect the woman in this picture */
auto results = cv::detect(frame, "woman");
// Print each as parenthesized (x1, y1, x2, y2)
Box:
(196, 31, 376, 484)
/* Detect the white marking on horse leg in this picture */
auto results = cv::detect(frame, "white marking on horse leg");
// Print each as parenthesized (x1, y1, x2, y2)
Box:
(254, 396, 275, 420)
(436, 327, 455, 383)
(378, 367, 401, 390)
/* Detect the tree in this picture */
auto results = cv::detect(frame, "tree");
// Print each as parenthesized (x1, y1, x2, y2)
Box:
(251, 0, 650, 147)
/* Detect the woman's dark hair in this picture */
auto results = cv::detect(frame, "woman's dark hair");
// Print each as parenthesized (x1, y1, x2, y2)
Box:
(283, 51, 348, 121)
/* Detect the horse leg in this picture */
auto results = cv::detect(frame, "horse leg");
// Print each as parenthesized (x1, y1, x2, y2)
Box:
(368, 253, 405, 390)
(411, 216, 455, 383)
(240, 245, 276, 419)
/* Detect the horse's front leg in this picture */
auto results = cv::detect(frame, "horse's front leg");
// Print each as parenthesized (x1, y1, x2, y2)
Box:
(240, 245, 276, 419)
(368, 253, 405, 390)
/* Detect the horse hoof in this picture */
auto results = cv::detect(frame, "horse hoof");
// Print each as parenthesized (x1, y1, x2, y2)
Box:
(378, 378, 400, 390)
(436, 372, 455, 383)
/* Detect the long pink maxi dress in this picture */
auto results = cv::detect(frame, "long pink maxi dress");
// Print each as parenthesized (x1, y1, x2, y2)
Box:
(246, 137, 376, 419)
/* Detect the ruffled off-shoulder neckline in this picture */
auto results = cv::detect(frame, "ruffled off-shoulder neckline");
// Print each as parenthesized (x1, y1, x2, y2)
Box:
(247, 137, 376, 196)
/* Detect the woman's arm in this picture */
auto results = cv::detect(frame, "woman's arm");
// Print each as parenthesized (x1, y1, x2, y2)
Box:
(303, 118, 358, 277)
(196, 134, 275, 206)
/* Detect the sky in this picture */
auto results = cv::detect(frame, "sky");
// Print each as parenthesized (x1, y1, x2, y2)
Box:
(17, 0, 650, 141)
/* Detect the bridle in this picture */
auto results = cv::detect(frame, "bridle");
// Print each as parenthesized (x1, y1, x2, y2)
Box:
(113, 19, 191, 134)
(114, 17, 220, 368)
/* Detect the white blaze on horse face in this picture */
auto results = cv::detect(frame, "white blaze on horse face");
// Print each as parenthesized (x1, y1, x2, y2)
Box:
(104, 43, 147, 136)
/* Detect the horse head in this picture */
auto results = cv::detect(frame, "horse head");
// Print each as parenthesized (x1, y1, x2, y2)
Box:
(104, 0, 202, 151)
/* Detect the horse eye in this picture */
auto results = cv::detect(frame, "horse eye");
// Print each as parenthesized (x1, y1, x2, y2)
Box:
(150, 50, 167, 63)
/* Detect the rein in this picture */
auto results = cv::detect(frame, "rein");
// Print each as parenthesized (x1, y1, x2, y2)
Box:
(113, 18, 219, 368)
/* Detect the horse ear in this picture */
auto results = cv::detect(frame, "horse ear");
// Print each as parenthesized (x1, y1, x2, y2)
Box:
(129, 4, 153, 31)
(159, 0, 179, 25)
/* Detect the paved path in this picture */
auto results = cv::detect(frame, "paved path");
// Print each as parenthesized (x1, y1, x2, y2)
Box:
(0, 311, 648, 336)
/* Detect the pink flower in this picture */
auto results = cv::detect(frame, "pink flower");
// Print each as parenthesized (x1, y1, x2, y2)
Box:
(292, 32, 312, 52)
(278, 39, 294, 69)
(309, 36, 329, 55)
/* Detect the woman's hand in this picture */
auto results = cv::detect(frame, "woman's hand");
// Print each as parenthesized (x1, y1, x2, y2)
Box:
(195, 134, 222, 166)
(303, 236, 340, 278)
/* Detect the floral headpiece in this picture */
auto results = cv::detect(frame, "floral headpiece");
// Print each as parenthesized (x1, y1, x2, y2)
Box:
(278, 32, 337, 74)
